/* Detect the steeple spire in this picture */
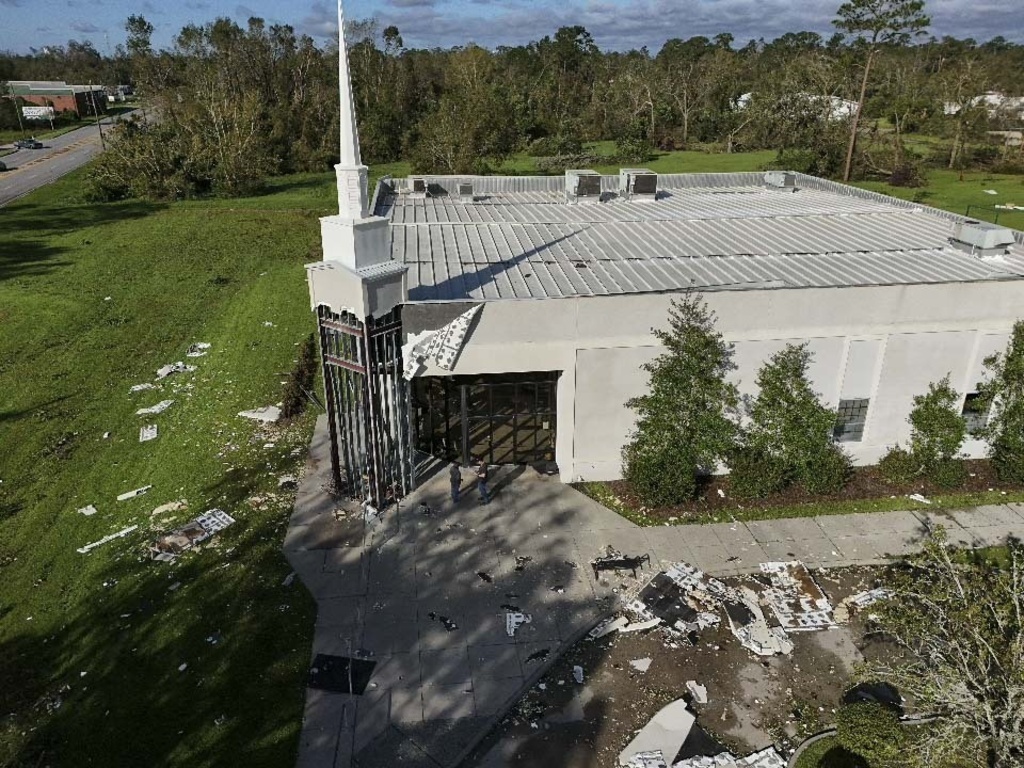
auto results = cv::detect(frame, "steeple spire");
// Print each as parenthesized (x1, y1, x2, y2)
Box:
(335, 0, 369, 219)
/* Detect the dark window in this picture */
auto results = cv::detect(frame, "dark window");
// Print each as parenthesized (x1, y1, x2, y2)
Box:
(833, 398, 869, 442)
(962, 392, 991, 436)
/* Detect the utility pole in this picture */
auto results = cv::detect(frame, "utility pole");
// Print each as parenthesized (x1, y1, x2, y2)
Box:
(9, 82, 25, 136)
(87, 82, 106, 150)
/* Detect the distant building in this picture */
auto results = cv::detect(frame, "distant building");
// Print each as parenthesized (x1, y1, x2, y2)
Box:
(7, 80, 108, 118)
(307, 7, 1024, 508)
(735, 91, 858, 121)
(944, 91, 1024, 122)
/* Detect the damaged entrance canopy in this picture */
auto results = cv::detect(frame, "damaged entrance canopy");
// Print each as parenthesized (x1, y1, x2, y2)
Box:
(402, 304, 481, 379)
(150, 509, 236, 561)
(759, 561, 836, 631)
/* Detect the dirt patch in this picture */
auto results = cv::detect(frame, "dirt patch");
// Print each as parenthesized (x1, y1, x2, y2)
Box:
(598, 459, 1017, 524)
(468, 565, 901, 768)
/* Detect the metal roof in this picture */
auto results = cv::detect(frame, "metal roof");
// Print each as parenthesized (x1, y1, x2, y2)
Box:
(369, 172, 1024, 302)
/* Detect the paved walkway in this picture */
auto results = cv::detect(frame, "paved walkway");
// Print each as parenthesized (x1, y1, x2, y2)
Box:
(286, 416, 1024, 768)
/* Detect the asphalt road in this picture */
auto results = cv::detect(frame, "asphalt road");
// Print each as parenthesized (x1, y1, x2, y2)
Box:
(0, 112, 135, 206)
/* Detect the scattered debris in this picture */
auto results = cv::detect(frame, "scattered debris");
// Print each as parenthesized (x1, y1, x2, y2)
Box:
(617, 698, 695, 767)
(620, 617, 662, 633)
(77, 525, 139, 554)
(186, 342, 211, 358)
(156, 362, 196, 380)
(572, 665, 584, 684)
(725, 587, 794, 656)
(263, 321, 275, 327)
(136, 400, 174, 416)
(178, 663, 188, 672)
(759, 561, 836, 631)
(477, 571, 494, 583)
(150, 500, 187, 517)
(139, 424, 158, 442)
(984, 189, 998, 194)
(514, 555, 533, 571)
(277, 475, 298, 490)
(686, 680, 708, 704)
(130, 383, 157, 393)
(238, 405, 281, 424)
(77, 504, 98, 516)
(624, 753, 668, 768)
(672, 747, 786, 767)
(427, 612, 458, 632)
(629, 657, 653, 673)
(149, 509, 236, 561)
(592, 548, 651, 579)
(117, 485, 153, 502)
(551, 585, 565, 593)
(282, 572, 296, 587)
(506, 612, 532, 637)
(589, 616, 629, 639)
(908, 493, 931, 504)
(847, 587, 892, 608)
(500, 603, 521, 612)
(524, 648, 550, 664)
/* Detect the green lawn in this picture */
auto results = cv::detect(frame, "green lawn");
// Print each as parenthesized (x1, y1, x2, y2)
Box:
(0, 170, 342, 766)
(0, 106, 139, 145)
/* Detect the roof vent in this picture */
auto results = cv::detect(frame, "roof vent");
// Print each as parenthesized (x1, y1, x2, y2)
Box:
(764, 171, 798, 191)
(458, 181, 475, 203)
(565, 170, 602, 204)
(409, 176, 428, 198)
(952, 220, 1015, 255)
(619, 168, 658, 201)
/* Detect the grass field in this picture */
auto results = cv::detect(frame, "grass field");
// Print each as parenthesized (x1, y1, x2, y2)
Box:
(0, 170, 345, 766)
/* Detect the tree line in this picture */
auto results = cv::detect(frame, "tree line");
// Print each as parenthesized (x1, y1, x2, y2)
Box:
(3, 0, 1023, 198)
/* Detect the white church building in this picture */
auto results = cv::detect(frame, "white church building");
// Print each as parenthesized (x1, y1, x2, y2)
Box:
(307, 8, 1024, 505)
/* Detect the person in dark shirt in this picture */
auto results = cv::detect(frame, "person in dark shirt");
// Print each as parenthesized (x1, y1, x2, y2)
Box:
(449, 462, 462, 503)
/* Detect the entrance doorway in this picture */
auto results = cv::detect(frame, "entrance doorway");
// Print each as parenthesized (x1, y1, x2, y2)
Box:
(412, 372, 558, 465)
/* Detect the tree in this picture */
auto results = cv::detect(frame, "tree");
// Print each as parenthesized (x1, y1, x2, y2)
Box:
(622, 294, 739, 505)
(835, 701, 906, 767)
(980, 321, 1024, 483)
(737, 343, 843, 495)
(833, 0, 931, 181)
(906, 375, 966, 485)
(865, 531, 1024, 767)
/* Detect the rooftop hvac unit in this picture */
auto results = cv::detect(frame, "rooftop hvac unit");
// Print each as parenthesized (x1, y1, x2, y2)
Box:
(458, 181, 475, 202)
(565, 170, 602, 204)
(763, 171, 798, 191)
(619, 168, 659, 200)
(952, 220, 1015, 253)
(409, 176, 428, 198)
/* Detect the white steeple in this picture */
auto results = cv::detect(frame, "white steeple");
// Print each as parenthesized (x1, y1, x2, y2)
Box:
(335, 0, 369, 219)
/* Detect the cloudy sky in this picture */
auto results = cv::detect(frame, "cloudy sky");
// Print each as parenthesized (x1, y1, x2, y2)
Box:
(1, 0, 1020, 55)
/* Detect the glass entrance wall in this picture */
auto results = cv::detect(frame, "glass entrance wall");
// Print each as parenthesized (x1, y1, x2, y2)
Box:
(413, 372, 558, 465)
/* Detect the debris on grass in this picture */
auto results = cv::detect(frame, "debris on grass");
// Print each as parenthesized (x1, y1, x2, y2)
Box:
(77, 504, 98, 516)
(130, 383, 158, 393)
(572, 665, 584, 684)
(156, 362, 196, 380)
(506, 612, 532, 637)
(238, 405, 281, 424)
(282, 572, 296, 587)
(136, 400, 173, 416)
(908, 493, 931, 504)
(672, 746, 786, 767)
(759, 561, 836, 631)
(277, 475, 298, 490)
(186, 342, 211, 358)
(150, 499, 187, 517)
(685, 680, 708, 704)
(77, 525, 139, 554)
(139, 424, 158, 442)
(629, 657, 652, 673)
(617, 698, 694, 767)
(117, 485, 153, 502)
(149, 509, 236, 561)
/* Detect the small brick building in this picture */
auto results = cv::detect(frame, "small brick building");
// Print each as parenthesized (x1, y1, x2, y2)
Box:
(8, 81, 108, 118)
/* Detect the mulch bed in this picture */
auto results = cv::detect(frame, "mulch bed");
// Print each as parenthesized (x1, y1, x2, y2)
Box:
(603, 459, 1019, 524)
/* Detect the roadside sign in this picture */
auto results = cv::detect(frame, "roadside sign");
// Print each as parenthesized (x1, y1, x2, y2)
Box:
(22, 106, 55, 120)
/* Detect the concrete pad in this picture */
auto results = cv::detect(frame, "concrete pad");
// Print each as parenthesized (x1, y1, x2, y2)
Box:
(387, 685, 425, 723)
(468, 643, 523, 680)
(815, 511, 922, 540)
(312, 624, 364, 657)
(324, 547, 366, 574)
(745, 517, 825, 543)
(422, 683, 476, 720)
(969, 525, 1020, 547)
(361, 618, 420, 655)
(420, 647, 472, 686)
(368, 653, 420, 689)
(950, 505, 1024, 530)
(472, 675, 525, 717)
(316, 597, 365, 628)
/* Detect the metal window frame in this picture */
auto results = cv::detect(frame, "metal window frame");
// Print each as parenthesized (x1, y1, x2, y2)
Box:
(833, 397, 870, 443)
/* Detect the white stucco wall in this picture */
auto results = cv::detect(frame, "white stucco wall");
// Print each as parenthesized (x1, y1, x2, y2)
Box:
(421, 280, 1021, 482)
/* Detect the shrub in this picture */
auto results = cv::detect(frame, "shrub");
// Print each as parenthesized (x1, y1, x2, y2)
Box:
(802, 445, 851, 495)
(281, 333, 318, 419)
(622, 439, 697, 506)
(727, 446, 791, 499)
(982, 321, 1024, 483)
(835, 701, 905, 767)
(878, 444, 920, 485)
(930, 457, 967, 489)
(908, 376, 966, 468)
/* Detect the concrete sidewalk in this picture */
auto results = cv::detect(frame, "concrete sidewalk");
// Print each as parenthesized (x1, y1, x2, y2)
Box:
(286, 417, 1024, 768)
